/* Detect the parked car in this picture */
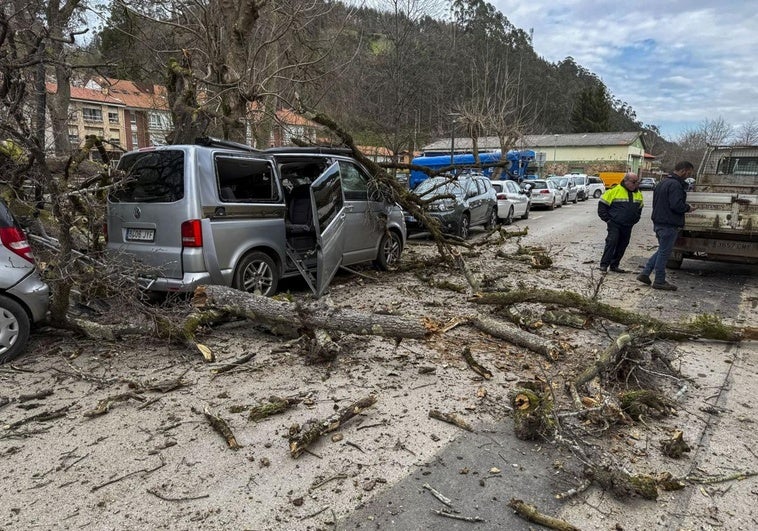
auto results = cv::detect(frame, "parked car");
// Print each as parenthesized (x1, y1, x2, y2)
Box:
(107, 140, 407, 298)
(568, 174, 590, 201)
(406, 174, 497, 238)
(490, 180, 531, 223)
(639, 177, 657, 190)
(525, 179, 560, 210)
(0, 199, 49, 364)
(548, 176, 578, 204)
(587, 175, 606, 198)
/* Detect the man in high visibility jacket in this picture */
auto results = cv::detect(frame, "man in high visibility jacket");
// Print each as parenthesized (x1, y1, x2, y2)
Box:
(597, 172, 643, 273)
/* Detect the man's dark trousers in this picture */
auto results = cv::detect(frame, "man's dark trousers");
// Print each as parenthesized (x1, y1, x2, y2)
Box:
(600, 221, 633, 269)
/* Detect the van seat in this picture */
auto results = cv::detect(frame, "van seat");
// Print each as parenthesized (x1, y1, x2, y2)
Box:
(286, 185, 313, 235)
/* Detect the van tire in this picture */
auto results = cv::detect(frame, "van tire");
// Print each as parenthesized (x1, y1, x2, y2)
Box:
(234, 251, 279, 297)
(593, 189, 602, 198)
(375, 231, 403, 271)
(0, 295, 31, 365)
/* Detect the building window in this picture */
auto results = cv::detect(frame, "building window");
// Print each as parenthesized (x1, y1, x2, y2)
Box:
(82, 107, 103, 122)
(108, 111, 119, 124)
(110, 137, 121, 146)
(130, 112, 137, 125)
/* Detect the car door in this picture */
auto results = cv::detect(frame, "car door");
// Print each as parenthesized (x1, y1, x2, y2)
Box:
(339, 160, 385, 264)
(505, 180, 527, 216)
(467, 178, 486, 224)
(310, 162, 346, 297)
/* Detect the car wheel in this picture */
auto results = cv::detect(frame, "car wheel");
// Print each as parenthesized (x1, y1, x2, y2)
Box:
(374, 231, 402, 271)
(457, 214, 470, 239)
(521, 205, 530, 219)
(0, 294, 31, 365)
(484, 208, 498, 230)
(666, 251, 683, 270)
(548, 198, 555, 211)
(504, 206, 514, 225)
(234, 251, 279, 296)
(562, 194, 567, 205)
(593, 189, 602, 199)
(572, 194, 578, 204)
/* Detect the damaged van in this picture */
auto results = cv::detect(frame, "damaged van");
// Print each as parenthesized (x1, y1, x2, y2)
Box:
(106, 139, 406, 297)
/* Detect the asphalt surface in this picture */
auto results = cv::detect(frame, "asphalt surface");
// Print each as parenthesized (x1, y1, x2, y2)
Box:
(340, 192, 758, 531)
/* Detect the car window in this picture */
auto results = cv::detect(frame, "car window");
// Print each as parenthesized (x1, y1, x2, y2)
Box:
(531, 181, 547, 190)
(505, 181, 517, 193)
(111, 150, 184, 203)
(216, 156, 278, 202)
(339, 161, 369, 201)
(589, 177, 601, 184)
(311, 164, 344, 230)
(491, 182, 503, 193)
(467, 180, 479, 196)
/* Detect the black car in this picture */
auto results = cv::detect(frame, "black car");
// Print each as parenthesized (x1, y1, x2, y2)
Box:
(406, 174, 498, 239)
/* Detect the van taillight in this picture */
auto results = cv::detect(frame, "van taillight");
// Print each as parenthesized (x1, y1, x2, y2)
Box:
(0, 227, 35, 263)
(180, 219, 203, 247)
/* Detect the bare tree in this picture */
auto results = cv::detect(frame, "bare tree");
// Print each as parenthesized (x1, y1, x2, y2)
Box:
(121, 0, 348, 144)
(732, 118, 758, 146)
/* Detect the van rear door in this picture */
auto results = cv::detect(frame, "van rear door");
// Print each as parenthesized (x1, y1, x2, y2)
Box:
(107, 149, 190, 282)
(310, 162, 346, 297)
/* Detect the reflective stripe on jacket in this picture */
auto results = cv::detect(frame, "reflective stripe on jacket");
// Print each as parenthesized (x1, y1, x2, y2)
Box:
(598, 185, 643, 226)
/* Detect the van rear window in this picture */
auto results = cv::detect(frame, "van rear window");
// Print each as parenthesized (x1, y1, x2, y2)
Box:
(110, 150, 185, 203)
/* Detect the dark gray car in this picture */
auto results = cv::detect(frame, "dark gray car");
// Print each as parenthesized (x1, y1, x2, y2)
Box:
(406, 174, 498, 238)
(0, 199, 49, 363)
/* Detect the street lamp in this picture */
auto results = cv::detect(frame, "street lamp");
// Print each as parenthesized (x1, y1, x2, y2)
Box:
(553, 134, 558, 164)
(448, 112, 461, 169)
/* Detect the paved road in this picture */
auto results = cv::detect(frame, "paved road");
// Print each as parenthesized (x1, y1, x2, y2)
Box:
(340, 192, 758, 531)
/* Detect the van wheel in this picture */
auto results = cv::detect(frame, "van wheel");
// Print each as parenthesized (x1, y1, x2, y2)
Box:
(234, 252, 278, 296)
(593, 189, 602, 199)
(0, 295, 30, 365)
(375, 231, 402, 271)
(457, 214, 470, 239)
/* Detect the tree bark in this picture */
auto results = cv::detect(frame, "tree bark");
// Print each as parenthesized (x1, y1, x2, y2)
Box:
(195, 285, 431, 339)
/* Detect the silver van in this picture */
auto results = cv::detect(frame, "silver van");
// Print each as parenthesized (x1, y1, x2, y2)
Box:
(106, 140, 406, 297)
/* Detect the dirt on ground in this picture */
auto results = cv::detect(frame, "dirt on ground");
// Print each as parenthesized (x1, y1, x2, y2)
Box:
(1, 215, 756, 531)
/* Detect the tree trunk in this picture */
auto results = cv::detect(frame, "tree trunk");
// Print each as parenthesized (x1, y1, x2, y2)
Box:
(195, 285, 431, 340)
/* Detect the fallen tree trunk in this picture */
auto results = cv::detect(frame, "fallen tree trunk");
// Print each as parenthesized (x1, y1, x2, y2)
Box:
(470, 314, 562, 360)
(195, 285, 431, 340)
(475, 289, 742, 342)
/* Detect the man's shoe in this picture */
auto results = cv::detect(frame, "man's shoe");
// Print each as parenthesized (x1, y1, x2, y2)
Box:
(598, 266, 608, 272)
(610, 267, 628, 273)
(636, 274, 651, 285)
(652, 282, 678, 291)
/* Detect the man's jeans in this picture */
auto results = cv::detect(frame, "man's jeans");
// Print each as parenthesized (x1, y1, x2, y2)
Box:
(642, 224, 679, 283)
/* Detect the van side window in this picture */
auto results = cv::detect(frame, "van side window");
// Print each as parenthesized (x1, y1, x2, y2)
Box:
(216, 156, 278, 203)
(339, 162, 367, 201)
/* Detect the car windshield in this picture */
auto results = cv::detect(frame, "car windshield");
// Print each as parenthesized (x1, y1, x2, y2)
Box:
(415, 178, 464, 198)
(551, 178, 568, 187)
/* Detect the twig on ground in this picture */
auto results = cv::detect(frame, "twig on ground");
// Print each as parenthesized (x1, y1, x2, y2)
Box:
(423, 483, 454, 507)
(508, 498, 580, 531)
(429, 410, 473, 432)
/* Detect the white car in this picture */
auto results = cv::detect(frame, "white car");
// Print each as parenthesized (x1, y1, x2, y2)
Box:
(525, 179, 560, 210)
(568, 174, 590, 201)
(587, 175, 606, 198)
(490, 180, 531, 223)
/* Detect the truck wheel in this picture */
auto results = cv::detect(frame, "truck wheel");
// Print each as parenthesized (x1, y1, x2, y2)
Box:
(234, 251, 279, 296)
(593, 189, 602, 198)
(0, 295, 31, 365)
(457, 214, 470, 239)
(666, 252, 683, 270)
(374, 231, 402, 271)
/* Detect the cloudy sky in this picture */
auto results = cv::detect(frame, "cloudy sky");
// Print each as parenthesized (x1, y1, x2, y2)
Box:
(492, 0, 758, 141)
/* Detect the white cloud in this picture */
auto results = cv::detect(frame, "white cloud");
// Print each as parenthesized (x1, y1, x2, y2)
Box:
(493, 0, 758, 140)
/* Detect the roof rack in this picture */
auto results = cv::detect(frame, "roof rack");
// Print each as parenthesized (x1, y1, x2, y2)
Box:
(194, 137, 260, 152)
(264, 146, 353, 156)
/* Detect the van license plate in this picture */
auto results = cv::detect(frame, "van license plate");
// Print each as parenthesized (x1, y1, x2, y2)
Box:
(126, 228, 155, 242)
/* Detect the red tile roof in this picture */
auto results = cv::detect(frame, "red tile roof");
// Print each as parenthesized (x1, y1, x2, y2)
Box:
(94, 77, 169, 111)
(46, 83, 125, 105)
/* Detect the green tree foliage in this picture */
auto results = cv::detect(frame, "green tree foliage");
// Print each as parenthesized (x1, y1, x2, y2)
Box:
(570, 86, 612, 132)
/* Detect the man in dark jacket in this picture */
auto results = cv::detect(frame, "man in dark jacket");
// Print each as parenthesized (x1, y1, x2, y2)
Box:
(637, 161, 697, 291)
(597, 172, 643, 272)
